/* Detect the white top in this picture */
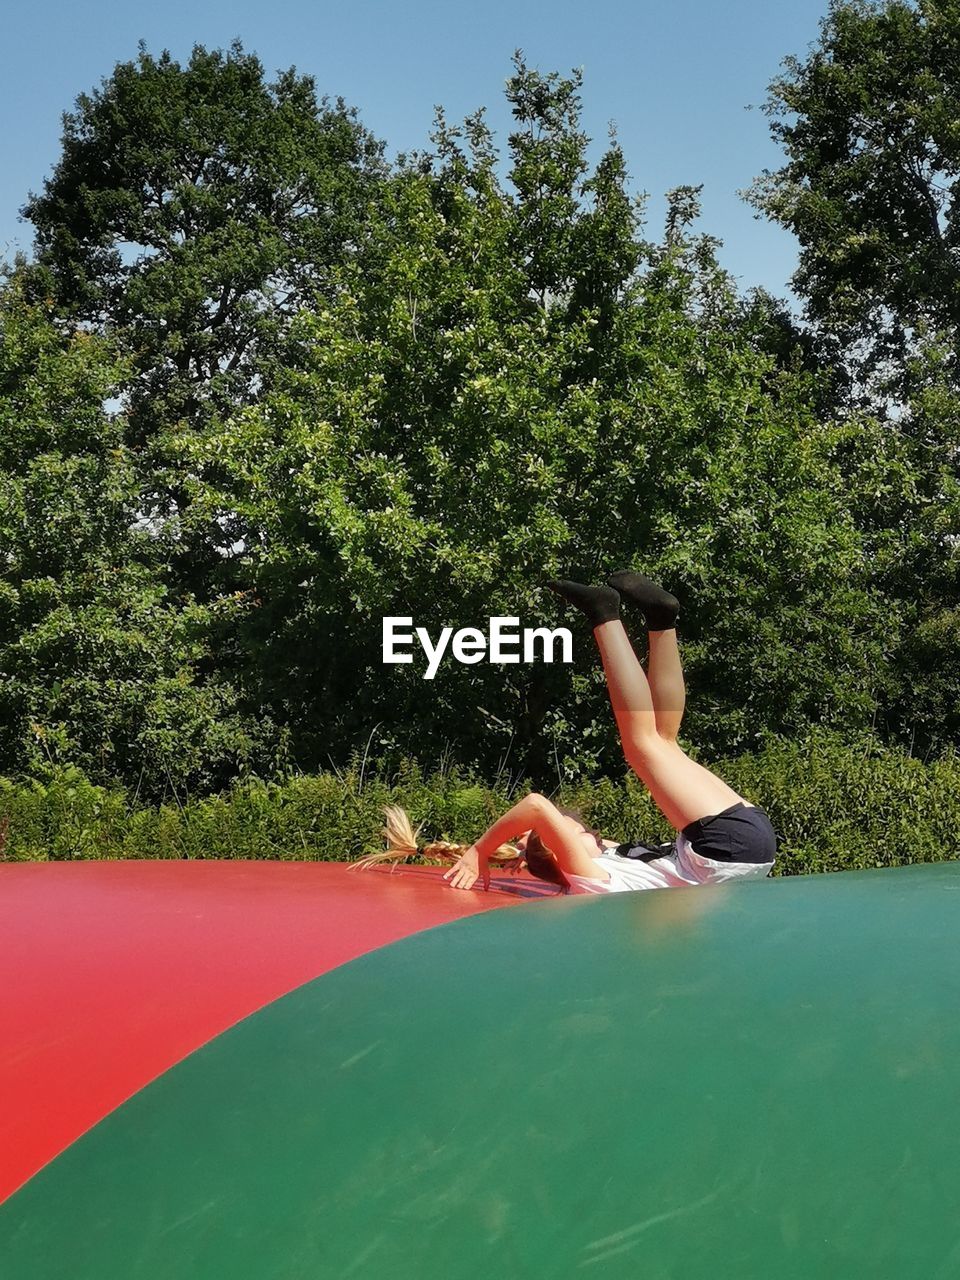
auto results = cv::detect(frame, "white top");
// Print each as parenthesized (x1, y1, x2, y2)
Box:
(566, 831, 775, 895)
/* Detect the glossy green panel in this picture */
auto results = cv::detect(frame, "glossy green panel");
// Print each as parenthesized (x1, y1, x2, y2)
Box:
(2, 864, 959, 1278)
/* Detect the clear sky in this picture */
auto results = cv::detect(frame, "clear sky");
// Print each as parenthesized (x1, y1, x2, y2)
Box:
(2, 0, 830, 304)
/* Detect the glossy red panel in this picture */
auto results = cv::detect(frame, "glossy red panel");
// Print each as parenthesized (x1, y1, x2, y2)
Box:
(0, 860, 550, 1202)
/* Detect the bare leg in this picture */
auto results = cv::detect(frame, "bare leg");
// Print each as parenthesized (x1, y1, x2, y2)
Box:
(647, 628, 686, 741)
(594, 620, 745, 832)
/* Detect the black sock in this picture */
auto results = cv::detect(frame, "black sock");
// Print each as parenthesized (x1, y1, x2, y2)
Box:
(607, 571, 679, 630)
(545, 579, 620, 626)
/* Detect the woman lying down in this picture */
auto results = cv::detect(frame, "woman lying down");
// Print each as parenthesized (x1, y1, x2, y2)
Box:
(353, 572, 777, 895)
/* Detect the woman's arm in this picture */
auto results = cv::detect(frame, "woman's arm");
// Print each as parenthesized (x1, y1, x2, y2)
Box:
(473, 795, 551, 858)
(442, 796, 544, 891)
(443, 793, 608, 890)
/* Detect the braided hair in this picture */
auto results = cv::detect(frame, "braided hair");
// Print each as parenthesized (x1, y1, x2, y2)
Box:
(351, 806, 580, 894)
(350, 806, 524, 874)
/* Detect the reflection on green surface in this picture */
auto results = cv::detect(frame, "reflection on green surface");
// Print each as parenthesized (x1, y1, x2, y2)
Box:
(3, 864, 959, 1279)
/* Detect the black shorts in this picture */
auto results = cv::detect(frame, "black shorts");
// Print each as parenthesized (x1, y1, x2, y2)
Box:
(680, 802, 777, 865)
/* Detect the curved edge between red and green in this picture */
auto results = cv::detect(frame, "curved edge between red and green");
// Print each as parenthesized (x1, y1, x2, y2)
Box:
(2, 862, 959, 1278)
(0, 859, 551, 1203)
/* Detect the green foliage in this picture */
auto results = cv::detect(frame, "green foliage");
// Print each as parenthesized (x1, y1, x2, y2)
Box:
(22, 39, 384, 425)
(20, 40, 386, 604)
(3, 39, 957, 796)
(749, 4, 960, 754)
(173, 58, 905, 781)
(0, 267, 277, 797)
(0, 759, 505, 862)
(1, 733, 955, 877)
(749, 0, 960, 382)
(568, 728, 960, 875)
(720, 728, 958, 875)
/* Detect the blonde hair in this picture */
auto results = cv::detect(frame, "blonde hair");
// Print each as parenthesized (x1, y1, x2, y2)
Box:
(350, 806, 523, 873)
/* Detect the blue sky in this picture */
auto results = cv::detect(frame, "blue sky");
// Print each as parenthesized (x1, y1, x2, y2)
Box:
(2, 0, 830, 303)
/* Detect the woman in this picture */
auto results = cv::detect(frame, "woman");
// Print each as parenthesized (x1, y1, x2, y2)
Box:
(442, 571, 777, 894)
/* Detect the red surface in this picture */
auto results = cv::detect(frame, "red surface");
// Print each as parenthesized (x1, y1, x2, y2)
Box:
(0, 860, 552, 1203)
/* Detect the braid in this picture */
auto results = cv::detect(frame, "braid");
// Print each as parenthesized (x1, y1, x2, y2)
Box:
(350, 806, 523, 873)
(421, 839, 471, 862)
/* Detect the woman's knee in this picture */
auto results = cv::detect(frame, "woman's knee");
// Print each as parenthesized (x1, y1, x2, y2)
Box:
(656, 726, 680, 745)
(621, 724, 666, 770)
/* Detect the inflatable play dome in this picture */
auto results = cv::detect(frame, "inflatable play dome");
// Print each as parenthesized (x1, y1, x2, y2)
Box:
(1, 858, 957, 1277)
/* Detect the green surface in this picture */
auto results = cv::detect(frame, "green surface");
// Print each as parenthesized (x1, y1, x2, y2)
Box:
(3, 864, 960, 1279)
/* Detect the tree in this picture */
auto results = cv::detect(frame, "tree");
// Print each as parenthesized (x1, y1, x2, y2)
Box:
(0, 264, 275, 797)
(21, 40, 386, 597)
(174, 61, 902, 782)
(749, 0, 960, 754)
(7, 48, 932, 790)
(748, 0, 960, 391)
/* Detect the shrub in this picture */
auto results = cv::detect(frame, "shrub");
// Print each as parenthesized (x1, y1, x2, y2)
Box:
(0, 730, 956, 874)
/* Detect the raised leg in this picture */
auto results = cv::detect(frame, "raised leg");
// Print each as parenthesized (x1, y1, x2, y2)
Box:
(593, 620, 744, 832)
(646, 628, 686, 742)
(471, 793, 610, 881)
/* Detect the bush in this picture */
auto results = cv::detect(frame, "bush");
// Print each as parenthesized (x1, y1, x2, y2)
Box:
(0, 759, 516, 863)
(0, 730, 956, 874)
(719, 728, 959, 875)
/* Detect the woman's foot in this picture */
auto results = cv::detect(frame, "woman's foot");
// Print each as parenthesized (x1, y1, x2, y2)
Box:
(545, 579, 621, 626)
(607, 571, 679, 630)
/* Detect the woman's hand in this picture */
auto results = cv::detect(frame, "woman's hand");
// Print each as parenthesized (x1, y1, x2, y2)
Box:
(442, 845, 490, 891)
